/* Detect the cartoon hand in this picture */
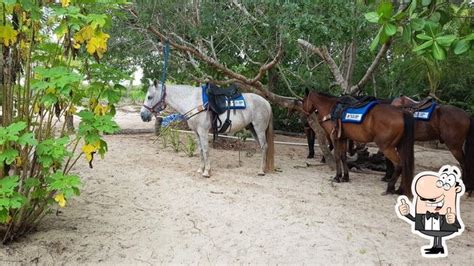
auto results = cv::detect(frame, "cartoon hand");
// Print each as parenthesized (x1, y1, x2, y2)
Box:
(446, 207, 456, 224)
(398, 198, 410, 216)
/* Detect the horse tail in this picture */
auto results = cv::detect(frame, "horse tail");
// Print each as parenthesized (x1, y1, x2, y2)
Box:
(463, 117, 474, 192)
(398, 112, 415, 196)
(265, 111, 275, 172)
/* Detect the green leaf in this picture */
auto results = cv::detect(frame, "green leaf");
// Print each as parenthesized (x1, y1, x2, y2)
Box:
(416, 33, 432, 41)
(7, 122, 27, 135)
(384, 23, 397, 36)
(411, 18, 425, 31)
(422, 0, 432, 6)
(402, 25, 412, 43)
(18, 132, 38, 146)
(454, 39, 470, 55)
(432, 42, 446, 60)
(364, 12, 379, 23)
(377, 1, 393, 20)
(370, 28, 382, 51)
(464, 33, 474, 41)
(413, 39, 434, 52)
(436, 35, 456, 47)
(0, 176, 19, 195)
(430, 12, 440, 22)
(0, 148, 19, 165)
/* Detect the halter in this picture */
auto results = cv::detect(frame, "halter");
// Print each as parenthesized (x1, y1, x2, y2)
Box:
(143, 85, 167, 116)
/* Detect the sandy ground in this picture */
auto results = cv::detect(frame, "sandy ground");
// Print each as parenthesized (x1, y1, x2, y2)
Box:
(1, 107, 473, 264)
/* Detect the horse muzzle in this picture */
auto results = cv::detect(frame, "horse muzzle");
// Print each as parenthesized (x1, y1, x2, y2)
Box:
(140, 111, 152, 122)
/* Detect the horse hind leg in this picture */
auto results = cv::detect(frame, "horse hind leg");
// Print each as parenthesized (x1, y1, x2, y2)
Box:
(332, 139, 343, 182)
(254, 125, 268, 176)
(197, 128, 211, 178)
(381, 147, 402, 195)
(340, 140, 350, 182)
(195, 132, 205, 174)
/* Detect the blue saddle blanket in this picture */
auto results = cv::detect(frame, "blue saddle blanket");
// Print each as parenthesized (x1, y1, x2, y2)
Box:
(413, 102, 436, 121)
(341, 101, 378, 124)
(201, 85, 246, 110)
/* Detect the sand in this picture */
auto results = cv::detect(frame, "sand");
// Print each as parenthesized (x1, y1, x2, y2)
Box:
(1, 106, 473, 264)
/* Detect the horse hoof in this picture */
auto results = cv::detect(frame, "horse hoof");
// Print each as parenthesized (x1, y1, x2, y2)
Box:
(197, 168, 203, 174)
(381, 190, 396, 195)
(202, 172, 210, 178)
(342, 177, 349, 182)
(307, 154, 314, 159)
(332, 176, 341, 183)
(258, 172, 265, 176)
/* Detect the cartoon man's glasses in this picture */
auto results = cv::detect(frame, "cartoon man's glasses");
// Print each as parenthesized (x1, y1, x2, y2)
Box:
(436, 173, 456, 191)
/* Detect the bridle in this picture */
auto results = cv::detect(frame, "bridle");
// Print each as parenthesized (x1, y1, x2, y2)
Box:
(143, 84, 167, 116)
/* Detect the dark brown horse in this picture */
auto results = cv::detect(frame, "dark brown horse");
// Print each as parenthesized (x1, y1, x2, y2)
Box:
(303, 90, 415, 196)
(391, 95, 474, 193)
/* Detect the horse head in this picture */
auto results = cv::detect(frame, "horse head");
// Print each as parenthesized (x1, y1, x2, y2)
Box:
(140, 80, 165, 122)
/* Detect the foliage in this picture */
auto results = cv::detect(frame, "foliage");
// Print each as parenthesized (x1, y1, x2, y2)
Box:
(169, 129, 180, 153)
(365, 0, 474, 95)
(182, 135, 196, 157)
(235, 129, 252, 166)
(0, 0, 127, 243)
(109, 1, 472, 133)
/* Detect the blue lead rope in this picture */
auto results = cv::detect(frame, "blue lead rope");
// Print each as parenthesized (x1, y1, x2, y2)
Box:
(161, 41, 170, 87)
(161, 113, 185, 127)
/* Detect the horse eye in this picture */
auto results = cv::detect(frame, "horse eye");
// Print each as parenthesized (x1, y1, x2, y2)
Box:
(148, 96, 153, 100)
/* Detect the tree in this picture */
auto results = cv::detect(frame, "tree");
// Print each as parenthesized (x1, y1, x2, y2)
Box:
(0, 0, 126, 243)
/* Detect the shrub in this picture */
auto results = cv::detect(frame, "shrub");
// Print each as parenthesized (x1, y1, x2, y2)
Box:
(0, 0, 126, 243)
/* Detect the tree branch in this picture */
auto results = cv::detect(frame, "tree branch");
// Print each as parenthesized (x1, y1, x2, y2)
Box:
(348, 40, 391, 94)
(297, 39, 348, 90)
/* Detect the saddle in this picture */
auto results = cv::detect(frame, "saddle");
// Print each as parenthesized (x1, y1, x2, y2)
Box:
(403, 97, 435, 112)
(206, 83, 242, 140)
(330, 95, 376, 121)
(330, 95, 377, 139)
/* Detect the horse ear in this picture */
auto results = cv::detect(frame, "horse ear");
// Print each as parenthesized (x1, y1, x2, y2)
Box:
(304, 88, 310, 97)
(153, 80, 158, 87)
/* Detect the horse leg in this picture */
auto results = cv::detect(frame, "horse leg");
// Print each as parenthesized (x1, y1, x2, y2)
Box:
(445, 143, 464, 169)
(340, 139, 350, 182)
(332, 139, 343, 182)
(197, 128, 211, 178)
(381, 147, 402, 195)
(195, 132, 205, 174)
(305, 127, 315, 159)
(255, 126, 268, 176)
(382, 158, 395, 182)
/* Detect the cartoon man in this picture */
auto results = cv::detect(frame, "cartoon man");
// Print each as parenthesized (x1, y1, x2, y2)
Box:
(396, 165, 465, 257)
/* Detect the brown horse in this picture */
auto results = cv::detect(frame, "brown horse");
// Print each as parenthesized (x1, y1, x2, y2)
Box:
(391, 95, 474, 193)
(303, 90, 415, 196)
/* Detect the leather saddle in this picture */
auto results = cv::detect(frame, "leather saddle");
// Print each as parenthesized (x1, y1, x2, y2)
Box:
(404, 97, 435, 112)
(206, 83, 242, 140)
(207, 83, 241, 115)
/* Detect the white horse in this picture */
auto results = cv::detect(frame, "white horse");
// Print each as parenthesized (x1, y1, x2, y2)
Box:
(140, 82, 274, 177)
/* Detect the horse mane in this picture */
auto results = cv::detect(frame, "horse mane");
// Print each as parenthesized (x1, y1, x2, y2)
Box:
(313, 91, 338, 99)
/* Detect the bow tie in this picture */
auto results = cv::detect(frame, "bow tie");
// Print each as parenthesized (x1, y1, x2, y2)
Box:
(425, 211, 439, 220)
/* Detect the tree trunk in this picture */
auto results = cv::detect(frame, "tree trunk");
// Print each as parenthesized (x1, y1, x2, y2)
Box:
(307, 113, 335, 170)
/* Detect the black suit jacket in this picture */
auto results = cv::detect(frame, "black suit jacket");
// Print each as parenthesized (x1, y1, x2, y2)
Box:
(405, 213, 461, 232)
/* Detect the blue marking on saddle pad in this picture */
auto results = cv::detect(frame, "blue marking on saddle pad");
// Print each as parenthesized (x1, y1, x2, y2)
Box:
(413, 102, 436, 121)
(161, 113, 185, 127)
(201, 84, 246, 109)
(201, 84, 209, 106)
(341, 101, 379, 124)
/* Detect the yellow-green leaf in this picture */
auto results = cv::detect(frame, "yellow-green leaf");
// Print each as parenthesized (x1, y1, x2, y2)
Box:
(0, 25, 18, 47)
